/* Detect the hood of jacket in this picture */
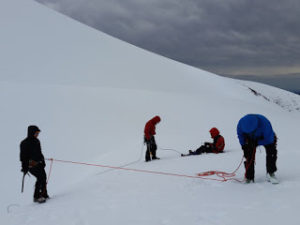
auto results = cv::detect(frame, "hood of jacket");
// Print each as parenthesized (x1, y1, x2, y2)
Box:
(150, 116, 161, 125)
(209, 127, 220, 138)
(239, 114, 258, 134)
(27, 125, 40, 138)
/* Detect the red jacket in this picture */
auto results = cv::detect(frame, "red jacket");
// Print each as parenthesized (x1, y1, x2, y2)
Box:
(144, 116, 161, 140)
(209, 127, 225, 153)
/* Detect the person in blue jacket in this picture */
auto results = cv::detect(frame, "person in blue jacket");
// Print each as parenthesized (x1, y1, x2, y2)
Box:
(237, 114, 278, 183)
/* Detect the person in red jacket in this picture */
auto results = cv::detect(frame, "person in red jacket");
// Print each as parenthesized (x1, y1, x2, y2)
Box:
(181, 127, 225, 156)
(144, 116, 161, 162)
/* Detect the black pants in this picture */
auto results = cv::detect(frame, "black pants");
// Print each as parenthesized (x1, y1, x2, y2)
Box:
(145, 136, 157, 161)
(29, 164, 48, 199)
(243, 141, 277, 180)
(190, 144, 212, 155)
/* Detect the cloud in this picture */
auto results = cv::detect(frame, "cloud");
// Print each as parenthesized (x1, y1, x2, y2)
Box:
(35, 0, 300, 76)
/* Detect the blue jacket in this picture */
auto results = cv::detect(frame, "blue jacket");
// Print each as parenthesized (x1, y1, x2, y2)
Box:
(237, 114, 275, 146)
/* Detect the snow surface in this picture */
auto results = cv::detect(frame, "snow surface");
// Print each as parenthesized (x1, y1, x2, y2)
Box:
(1, 0, 300, 224)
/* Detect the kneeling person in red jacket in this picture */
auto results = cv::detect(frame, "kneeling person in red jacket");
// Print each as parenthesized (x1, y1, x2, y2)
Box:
(182, 127, 225, 156)
(144, 116, 161, 162)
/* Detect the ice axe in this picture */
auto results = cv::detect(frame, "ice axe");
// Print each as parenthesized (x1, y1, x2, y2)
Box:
(21, 172, 29, 193)
(21, 173, 25, 193)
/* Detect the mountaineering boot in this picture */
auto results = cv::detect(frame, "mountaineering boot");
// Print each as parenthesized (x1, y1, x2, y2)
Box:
(245, 179, 254, 184)
(152, 156, 160, 160)
(266, 173, 279, 184)
(44, 194, 50, 199)
(181, 150, 193, 157)
(42, 194, 50, 200)
(34, 197, 46, 203)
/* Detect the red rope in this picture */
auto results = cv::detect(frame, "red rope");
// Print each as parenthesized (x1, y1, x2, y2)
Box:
(196, 147, 257, 183)
(197, 154, 245, 182)
(46, 158, 54, 184)
(45, 158, 243, 182)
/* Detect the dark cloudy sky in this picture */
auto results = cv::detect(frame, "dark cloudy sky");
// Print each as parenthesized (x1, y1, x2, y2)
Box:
(36, 0, 300, 91)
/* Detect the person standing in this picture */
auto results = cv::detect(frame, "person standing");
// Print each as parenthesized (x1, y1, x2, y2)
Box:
(144, 116, 161, 162)
(20, 125, 49, 203)
(237, 114, 278, 184)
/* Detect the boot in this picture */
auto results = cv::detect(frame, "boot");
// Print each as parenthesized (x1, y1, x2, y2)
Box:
(245, 179, 254, 184)
(34, 197, 46, 203)
(266, 173, 279, 184)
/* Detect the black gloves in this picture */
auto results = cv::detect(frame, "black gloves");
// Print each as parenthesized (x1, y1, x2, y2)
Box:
(144, 136, 150, 144)
(242, 145, 248, 151)
(242, 136, 257, 154)
(204, 142, 211, 148)
(21, 162, 29, 174)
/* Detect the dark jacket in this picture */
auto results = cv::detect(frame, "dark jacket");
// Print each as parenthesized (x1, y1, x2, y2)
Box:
(20, 126, 45, 171)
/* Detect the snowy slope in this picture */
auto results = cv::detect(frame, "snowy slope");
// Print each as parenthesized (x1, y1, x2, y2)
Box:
(1, 0, 300, 225)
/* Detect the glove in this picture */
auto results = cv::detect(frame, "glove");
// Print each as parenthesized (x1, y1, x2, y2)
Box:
(242, 145, 248, 151)
(21, 165, 29, 174)
(204, 142, 211, 147)
(21, 161, 29, 173)
(144, 136, 151, 144)
(245, 136, 258, 147)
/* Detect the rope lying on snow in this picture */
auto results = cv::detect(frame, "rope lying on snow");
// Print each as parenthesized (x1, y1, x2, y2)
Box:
(45, 153, 245, 183)
(159, 146, 246, 182)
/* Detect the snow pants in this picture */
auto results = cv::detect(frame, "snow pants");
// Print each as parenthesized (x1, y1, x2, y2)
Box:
(190, 144, 212, 155)
(145, 136, 157, 161)
(29, 164, 48, 199)
(243, 139, 277, 180)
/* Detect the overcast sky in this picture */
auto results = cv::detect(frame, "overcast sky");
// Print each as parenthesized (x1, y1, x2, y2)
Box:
(36, 0, 300, 91)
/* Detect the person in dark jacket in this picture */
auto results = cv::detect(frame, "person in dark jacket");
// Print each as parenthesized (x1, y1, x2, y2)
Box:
(181, 127, 225, 156)
(20, 125, 49, 203)
(144, 116, 161, 162)
(237, 114, 278, 183)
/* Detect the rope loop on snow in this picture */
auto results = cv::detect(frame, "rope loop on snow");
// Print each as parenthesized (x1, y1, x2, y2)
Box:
(196, 154, 245, 182)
